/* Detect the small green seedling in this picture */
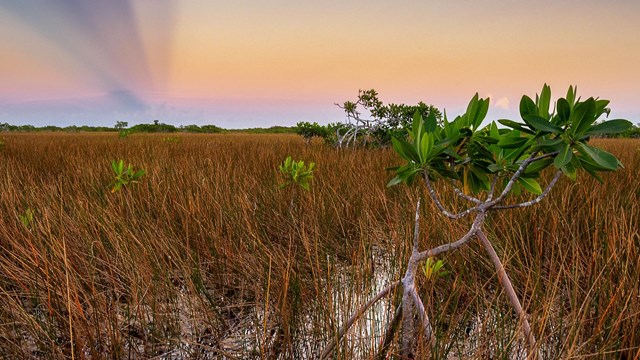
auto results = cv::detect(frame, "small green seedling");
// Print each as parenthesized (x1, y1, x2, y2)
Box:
(0, 137, 5, 150)
(110, 160, 146, 193)
(278, 156, 315, 191)
(19, 208, 34, 229)
(422, 257, 449, 280)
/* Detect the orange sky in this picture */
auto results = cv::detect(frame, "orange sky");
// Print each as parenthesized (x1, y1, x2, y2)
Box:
(0, 1, 638, 127)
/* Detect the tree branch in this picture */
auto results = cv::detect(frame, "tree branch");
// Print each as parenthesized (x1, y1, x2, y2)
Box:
(476, 229, 539, 358)
(410, 288, 434, 343)
(491, 170, 563, 210)
(424, 174, 480, 219)
(415, 212, 486, 262)
(412, 198, 421, 252)
(487, 175, 500, 201)
(488, 151, 559, 207)
(450, 179, 483, 204)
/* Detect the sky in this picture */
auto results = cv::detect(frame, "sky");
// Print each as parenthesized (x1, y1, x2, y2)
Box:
(0, 0, 639, 128)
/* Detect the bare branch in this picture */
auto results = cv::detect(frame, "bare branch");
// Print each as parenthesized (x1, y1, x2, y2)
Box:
(415, 212, 486, 262)
(476, 229, 539, 358)
(488, 151, 559, 207)
(410, 288, 434, 343)
(450, 179, 483, 204)
(491, 170, 563, 210)
(424, 174, 480, 219)
(486, 175, 500, 201)
(412, 198, 421, 252)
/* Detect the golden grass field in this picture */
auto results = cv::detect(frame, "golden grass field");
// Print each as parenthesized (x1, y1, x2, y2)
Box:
(0, 133, 638, 359)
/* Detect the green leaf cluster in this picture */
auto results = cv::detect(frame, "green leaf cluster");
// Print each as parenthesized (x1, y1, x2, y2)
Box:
(110, 160, 146, 193)
(278, 156, 315, 191)
(423, 257, 449, 280)
(19, 208, 34, 229)
(389, 85, 632, 194)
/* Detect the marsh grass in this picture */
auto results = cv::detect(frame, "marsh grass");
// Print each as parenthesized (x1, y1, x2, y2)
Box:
(0, 133, 638, 359)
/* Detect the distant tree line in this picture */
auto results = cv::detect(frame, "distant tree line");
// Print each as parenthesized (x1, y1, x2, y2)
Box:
(0, 121, 223, 134)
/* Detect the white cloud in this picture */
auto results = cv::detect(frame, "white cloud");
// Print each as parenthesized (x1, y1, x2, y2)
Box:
(494, 97, 510, 110)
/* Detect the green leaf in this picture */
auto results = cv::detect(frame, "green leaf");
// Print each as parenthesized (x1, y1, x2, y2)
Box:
(425, 111, 438, 133)
(578, 157, 604, 183)
(523, 115, 562, 133)
(520, 95, 537, 119)
(466, 93, 480, 129)
(556, 98, 571, 124)
(553, 143, 573, 169)
(488, 163, 503, 173)
(561, 161, 577, 181)
(419, 133, 433, 162)
(498, 119, 535, 135)
(536, 138, 563, 152)
(595, 99, 610, 118)
(577, 142, 619, 171)
(392, 137, 420, 163)
(566, 85, 576, 106)
(489, 121, 499, 138)
(473, 98, 490, 130)
(586, 119, 633, 135)
(387, 166, 420, 187)
(538, 84, 551, 119)
(497, 136, 528, 149)
(525, 158, 553, 175)
(570, 98, 596, 136)
(517, 177, 543, 195)
(412, 111, 423, 141)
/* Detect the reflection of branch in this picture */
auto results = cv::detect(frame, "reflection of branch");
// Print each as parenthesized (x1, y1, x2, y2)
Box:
(376, 305, 402, 359)
(319, 280, 401, 359)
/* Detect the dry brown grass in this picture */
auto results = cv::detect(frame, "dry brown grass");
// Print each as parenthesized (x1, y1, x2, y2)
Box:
(0, 133, 638, 359)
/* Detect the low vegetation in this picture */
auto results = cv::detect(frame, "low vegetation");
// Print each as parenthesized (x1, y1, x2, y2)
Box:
(0, 130, 637, 359)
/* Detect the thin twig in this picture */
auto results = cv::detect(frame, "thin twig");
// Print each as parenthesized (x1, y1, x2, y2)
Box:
(487, 175, 500, 201)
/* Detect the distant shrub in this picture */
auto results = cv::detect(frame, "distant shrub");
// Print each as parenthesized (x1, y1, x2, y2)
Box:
(295, 122, 331, 142)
